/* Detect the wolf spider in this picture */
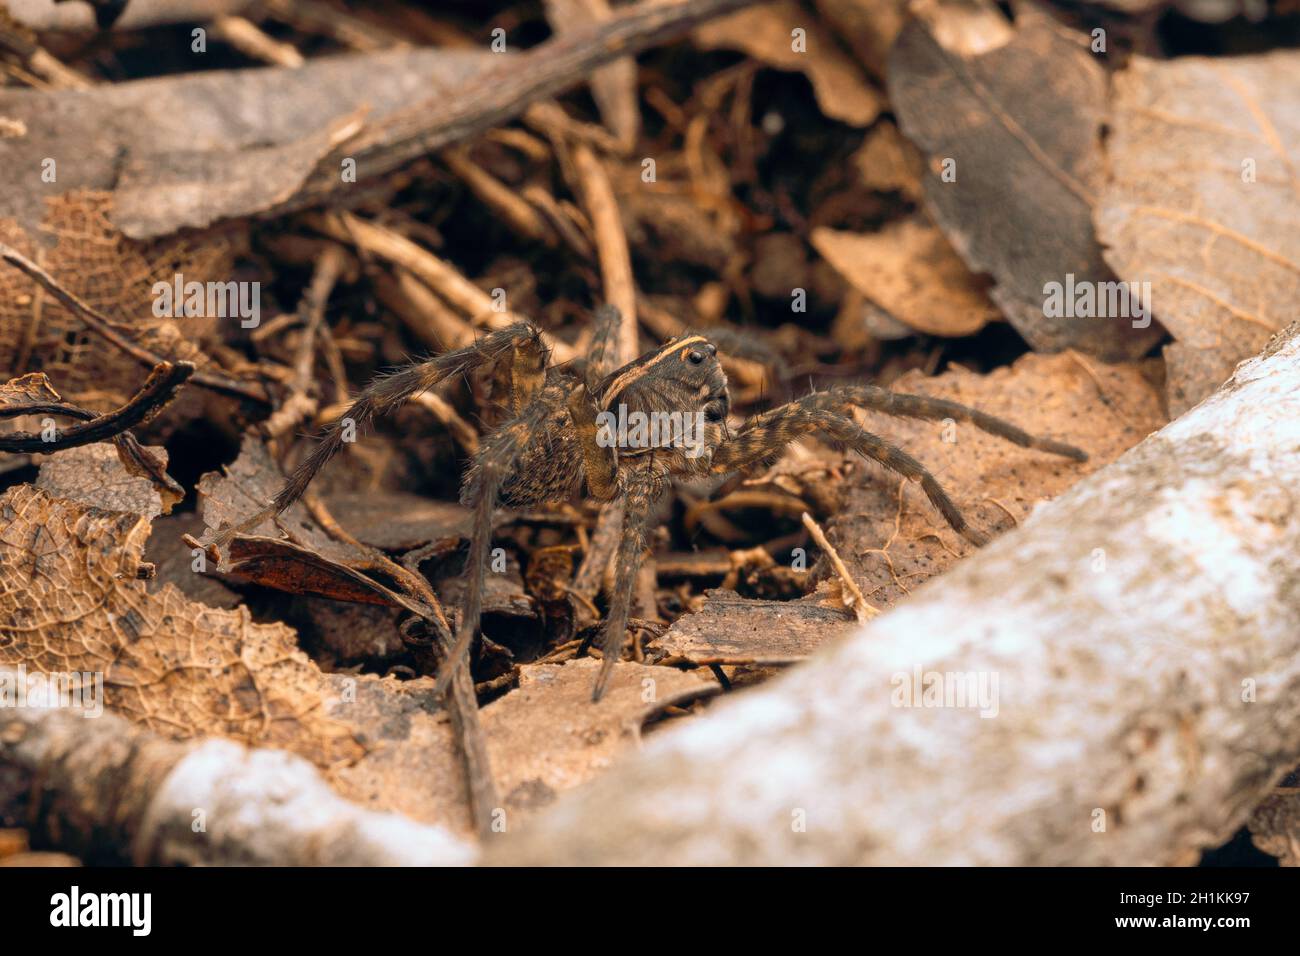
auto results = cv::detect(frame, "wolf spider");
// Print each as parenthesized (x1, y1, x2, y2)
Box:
(224, 306, 1086, 702)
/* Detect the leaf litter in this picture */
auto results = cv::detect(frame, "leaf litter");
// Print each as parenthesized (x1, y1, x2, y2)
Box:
(0, 0, 1295, 861)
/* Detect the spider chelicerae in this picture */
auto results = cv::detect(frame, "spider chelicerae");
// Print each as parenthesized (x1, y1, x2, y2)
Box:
(217, 305, 1087, 702)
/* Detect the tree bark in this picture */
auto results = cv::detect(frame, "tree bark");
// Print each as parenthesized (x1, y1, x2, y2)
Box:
(489, 324, 1300, 865)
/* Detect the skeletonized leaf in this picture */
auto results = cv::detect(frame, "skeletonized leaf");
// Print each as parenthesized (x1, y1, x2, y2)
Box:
(1096, 50, 1300, 413)
(0, 193, 222, 412)
(0, 484, 362, 766)
(35, 442, 176, 519)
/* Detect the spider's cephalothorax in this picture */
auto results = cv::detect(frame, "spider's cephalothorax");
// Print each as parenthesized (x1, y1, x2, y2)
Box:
(581, 333, 731, 488)
(495, 333, 729, 508)
(217, 306, 1086, 702)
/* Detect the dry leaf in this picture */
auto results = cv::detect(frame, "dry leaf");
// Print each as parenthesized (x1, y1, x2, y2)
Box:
(832, 351, 1166, 609)
(912, 0, 1015, 55)
(321, 490, 470, 553)
(195, 437, 421, 608)
(813, 0, 907, 82)
(0, 484, 361, 767)
(327, 659, 713, 834)
(0, 371, 60, 406)
(832, 290, 917, 345)
(694, 1, 884, 126)
(144, 513, 242, 610)
(196, 439, 534, 630)
(35, 442, 176, 519)
(812, 218, 999, 336)
(850, 119, 924, 200)
(1096, 50, 1300, 413)
(295, 601, 407, 668)
(888, 6, 1162, 359)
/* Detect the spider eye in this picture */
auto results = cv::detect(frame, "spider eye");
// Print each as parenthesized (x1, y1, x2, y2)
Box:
(687, 350, 705, 364)
(705, 343, 717, 356)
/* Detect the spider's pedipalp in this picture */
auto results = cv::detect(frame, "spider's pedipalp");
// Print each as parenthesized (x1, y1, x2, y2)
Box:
(567, 381, 619, 500)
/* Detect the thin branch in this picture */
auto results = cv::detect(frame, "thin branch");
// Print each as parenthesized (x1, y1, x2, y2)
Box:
(312, 211, 577, 363)
(261, 244, 346, 441)
(0, 361, 195, 453)
(801, 511, 879, 623)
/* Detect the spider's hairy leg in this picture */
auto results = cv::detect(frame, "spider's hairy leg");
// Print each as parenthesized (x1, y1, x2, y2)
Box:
(275, 322, 548, 513)
(711, 403, 991, 546)
(211, 323, 546, 543)
(432, 392, 561, 701)
(591, 464, 661, 702)
(584, 304, 628, 390)
(817, 386, 1088, 462)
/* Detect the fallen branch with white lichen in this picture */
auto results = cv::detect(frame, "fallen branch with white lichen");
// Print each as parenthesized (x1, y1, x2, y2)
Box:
(0, 694, 471, 866)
